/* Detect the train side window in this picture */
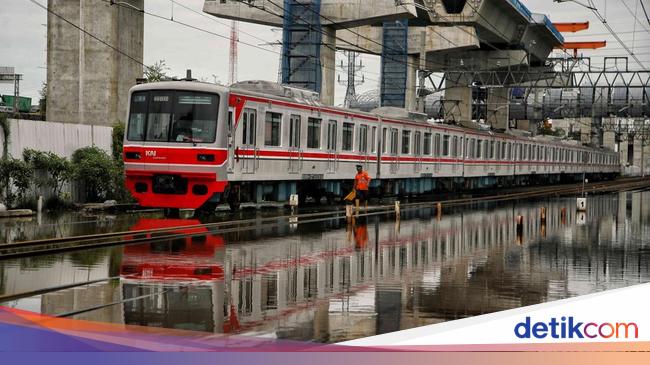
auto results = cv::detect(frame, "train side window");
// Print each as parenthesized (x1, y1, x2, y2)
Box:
(401, 130, 411, 154)
(371, 126, 377, 153)
(468, 138, 475, 158)
(342, 122, 354, 151)
(358, 124, 368, 153)
(452, 136, 458, 157)
(521, 144, 525, 160)
(442, 135, 450, 156)
(424, 132, 432, 155)
(414, 132, 422, 156)
(489, 140, 495, 159)
(502, 142, 507, 160)
(434, 133, 441, 157)
(288, 114, 301, 148)
(264, 112, 282, 147)
(382, 127, 388, 154)
(307, 117, 321, 149)
(459, 137, 464, 157)
(390, 128, 399, 155)
(477, 139, 482, 159)
(495, 141, 500, 159)
(242, 108, 257, 146)
(326, 120, 337, 151)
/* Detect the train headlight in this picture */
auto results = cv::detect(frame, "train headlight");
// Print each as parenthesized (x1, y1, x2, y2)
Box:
(197, 154, 215, 162)
(125, 152, 141, 160)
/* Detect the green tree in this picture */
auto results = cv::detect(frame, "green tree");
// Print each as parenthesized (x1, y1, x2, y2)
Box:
(112, 121, 125, 161)
(144, 60, 169, 82)
(72, 147, 116, 202)
(39, 82, 47, 116)
(110, 121, 133, 203)
(0, 158, 34, 208)
(23, 149, 73, 199)
(0, 113, 9, 159)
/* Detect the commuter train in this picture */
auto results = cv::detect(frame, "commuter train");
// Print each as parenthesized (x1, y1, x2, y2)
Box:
(122, 79, 620, 212)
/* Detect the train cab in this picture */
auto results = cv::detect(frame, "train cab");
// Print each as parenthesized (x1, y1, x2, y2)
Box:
(121, 218, 225, 281)
(123, 81, 231, 210)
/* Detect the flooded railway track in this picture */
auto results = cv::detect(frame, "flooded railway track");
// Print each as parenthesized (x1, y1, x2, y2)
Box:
(1, 177, 649, 260)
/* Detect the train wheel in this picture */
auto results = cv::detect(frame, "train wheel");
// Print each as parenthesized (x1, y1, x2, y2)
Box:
(163, 208, 180, 218)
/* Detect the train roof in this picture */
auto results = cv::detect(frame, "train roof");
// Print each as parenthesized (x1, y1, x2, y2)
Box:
(129, 80, 229, 95)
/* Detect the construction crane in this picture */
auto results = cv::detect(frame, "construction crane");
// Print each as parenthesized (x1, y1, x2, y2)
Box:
(228, 20, 238, 85)
(553, 22, 606, 58)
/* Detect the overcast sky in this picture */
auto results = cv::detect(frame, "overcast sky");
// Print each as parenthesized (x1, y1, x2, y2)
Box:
(1, 0, 649, 103)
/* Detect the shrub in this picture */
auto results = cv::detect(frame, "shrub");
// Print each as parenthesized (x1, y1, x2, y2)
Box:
(0, 113, 9, 159)
(0, 158, 34, 208)
(23, 149, 73, 199)
(72, 147, 116, 202)
(112, 121, 125, 161)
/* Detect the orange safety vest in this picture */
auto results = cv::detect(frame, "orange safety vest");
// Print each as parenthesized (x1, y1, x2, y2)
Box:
(355, 171, 371, 191)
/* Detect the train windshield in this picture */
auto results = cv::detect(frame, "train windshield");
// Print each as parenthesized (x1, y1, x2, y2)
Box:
(127, 90, 220, 143)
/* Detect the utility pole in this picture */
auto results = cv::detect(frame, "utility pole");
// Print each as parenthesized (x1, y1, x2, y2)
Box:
(228, 20, 239, 85)
(337, 51, 364, 108)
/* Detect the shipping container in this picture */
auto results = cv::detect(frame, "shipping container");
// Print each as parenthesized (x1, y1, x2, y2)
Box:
(1, 95, 32, 113)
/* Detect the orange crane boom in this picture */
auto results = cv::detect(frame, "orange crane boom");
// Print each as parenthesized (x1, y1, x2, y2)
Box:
(553, 22, 590, 33)
(556, 41, 607, 57)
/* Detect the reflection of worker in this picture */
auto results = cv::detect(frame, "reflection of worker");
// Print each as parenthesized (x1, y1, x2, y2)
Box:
(353, 218, 369, 250)
(354, 164, 371, 208)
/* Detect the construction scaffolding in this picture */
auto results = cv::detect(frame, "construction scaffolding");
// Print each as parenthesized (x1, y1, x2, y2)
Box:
(380, 19, 409, 108)
(281, 0, 323, 93)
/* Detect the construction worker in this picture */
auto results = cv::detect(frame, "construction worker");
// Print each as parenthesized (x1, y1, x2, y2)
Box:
(354, 164, 371, 210)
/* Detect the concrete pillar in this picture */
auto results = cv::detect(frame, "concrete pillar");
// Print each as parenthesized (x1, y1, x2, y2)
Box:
(620, 135, 630, 167)
(320, 26, 336, 106)
(487, 88, 510, 130)
(47, 0, 143, 126)
(603, 130, 616, 151)
(444, 81, 472, 123)
(405, 55, 418, 112)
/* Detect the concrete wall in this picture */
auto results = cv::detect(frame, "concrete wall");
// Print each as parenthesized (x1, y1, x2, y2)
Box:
(47, 0, 144, 126)
(3, 119, 112, 159)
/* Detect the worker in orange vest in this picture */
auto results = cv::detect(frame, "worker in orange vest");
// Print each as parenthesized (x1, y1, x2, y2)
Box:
(354, 164, 371, 209)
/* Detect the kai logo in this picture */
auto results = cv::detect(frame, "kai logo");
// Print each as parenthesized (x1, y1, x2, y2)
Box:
(145, 150, 157, 157)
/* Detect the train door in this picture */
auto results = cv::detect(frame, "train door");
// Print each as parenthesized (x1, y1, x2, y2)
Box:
(414, 131, 422, 173)
(390, 128, 399, 174)
(227, 109, 235, 173)
(358, 124, 369, 170)
(288, 114, 302, 174)
(241, 108, 258, 174)
(326, 119, 338, 173)
(434, 133, 441, 174)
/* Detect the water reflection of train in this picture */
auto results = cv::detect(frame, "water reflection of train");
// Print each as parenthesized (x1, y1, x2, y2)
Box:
(27, 195, 649, 341)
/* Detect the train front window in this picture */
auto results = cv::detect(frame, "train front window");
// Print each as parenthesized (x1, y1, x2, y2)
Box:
(127, 90, 219, 143)
(146, 92, 173, 142)
(171, 93, 218, 143)
(127, 93, 147, 141)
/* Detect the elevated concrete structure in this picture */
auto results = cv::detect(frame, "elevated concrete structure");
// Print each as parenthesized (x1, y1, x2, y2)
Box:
(203, 0, 563, 120)
(47, 0, 144, 126)
(203, 0, 418, 28)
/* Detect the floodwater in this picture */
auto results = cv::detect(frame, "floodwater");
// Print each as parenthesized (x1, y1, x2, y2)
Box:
(1, 190, 649, 343)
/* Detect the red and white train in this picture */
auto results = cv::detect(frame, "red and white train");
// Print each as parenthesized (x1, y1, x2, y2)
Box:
(122, 79, 620, 212)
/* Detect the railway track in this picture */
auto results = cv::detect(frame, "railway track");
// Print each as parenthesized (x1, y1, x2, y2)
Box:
(1, 177, 649, 260)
